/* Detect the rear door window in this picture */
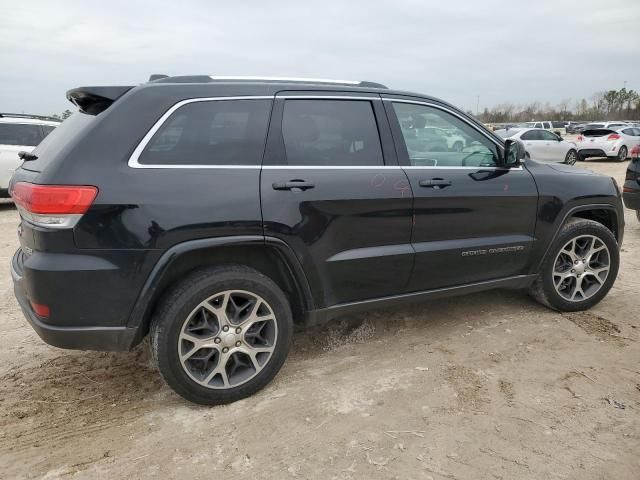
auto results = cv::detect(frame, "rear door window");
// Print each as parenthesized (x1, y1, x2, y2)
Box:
(520, 130, 541, 141)
(280, 99, 383, 166)
(139, 99, 272, 166)
(0, 123, 43, 146)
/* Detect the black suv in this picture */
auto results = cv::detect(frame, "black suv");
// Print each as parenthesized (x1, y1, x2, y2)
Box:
(10, 76, 624, 404)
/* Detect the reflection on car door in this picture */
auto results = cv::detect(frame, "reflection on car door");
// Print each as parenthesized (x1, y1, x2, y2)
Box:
(260, 93, 414, 306)
(539, 130, 566, 161)
(385, 97, 538, 292)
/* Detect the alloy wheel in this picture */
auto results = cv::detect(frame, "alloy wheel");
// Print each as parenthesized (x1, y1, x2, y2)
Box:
(552, 235, 610, 302)
(565, 150, 577, 165)
(618, 146, 627, 161)
(178, 290, 277, 389)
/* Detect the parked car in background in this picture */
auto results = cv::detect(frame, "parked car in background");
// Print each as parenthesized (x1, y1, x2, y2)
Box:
(582, 121, 630, 131)
(0, 114, 60, 197)
(622, 145, 640, 221)
(495, 127, 578, 164)
(566, 122, 587, 134)
(576, 126, 640, 162)
(526, 121, 567, 135)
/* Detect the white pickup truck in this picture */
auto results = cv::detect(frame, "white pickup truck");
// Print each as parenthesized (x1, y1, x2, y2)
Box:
(0, 114, 60, 197)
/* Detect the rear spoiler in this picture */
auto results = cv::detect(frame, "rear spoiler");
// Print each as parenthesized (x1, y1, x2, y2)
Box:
(66, 86, 133, 115)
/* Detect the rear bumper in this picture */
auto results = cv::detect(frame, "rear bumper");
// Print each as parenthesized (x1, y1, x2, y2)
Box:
(623, 190, 640, 211)
(11, 249, 139, 351)
(578, 148, 611, 158)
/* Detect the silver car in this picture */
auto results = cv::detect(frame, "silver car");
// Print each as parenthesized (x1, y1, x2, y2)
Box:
(494, 128, 578, 164)
(576, 125, 640, 162)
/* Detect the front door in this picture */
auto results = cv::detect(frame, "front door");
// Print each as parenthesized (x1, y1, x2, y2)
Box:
(384, 98, 539, 292)
(260, 93, 414, 307)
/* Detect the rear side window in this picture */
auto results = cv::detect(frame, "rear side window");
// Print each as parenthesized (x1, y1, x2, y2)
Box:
(139, 99, 272, 166)
(41, 125, 57, 138)
(281, 100, 383, 166)
(0, 123, 43, 146)
(520, 130, 541, 141)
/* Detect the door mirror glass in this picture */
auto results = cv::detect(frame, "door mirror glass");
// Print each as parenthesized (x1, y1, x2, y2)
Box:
(504, 139, 525, 166)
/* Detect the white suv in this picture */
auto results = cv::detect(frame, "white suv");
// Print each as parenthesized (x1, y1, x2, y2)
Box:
(0, 114, 60, 197)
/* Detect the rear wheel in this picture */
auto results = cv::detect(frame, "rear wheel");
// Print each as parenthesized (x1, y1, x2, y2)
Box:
(565, 149, 578, 165)
(617, 146, 628, 162)
(150, 265, 293, 405)
(529, 218, 619, 312)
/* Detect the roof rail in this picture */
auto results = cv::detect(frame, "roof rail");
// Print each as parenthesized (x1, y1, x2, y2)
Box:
(0, 112, 61, 122)
(207, 76, 388, 89)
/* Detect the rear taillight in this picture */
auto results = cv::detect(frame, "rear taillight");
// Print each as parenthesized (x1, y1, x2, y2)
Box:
(30, 301, 50, 319)
(577, 135, 583, 141)
(606, 134, 621, 141)
(10, 182, 98, 229)
(631, 145, 640, 158)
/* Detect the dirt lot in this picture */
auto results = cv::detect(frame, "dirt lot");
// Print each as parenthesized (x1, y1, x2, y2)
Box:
(0, 159, 638, 480)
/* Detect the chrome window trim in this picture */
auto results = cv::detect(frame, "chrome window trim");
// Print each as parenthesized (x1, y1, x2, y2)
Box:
(128, 96, 273, 169)
(276, 95, 380, 100)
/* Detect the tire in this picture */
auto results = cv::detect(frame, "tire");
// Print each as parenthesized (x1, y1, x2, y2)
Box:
(529, 218, 619, 312)
(617, 146, 628, 162)
(576, 151, 585, 161)
(564, 149, 578, 165)
(150, 265, 293, 405)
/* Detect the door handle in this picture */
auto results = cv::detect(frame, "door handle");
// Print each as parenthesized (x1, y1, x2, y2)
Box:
(419, 178, 452, 188)
(272, 180, 315, 191)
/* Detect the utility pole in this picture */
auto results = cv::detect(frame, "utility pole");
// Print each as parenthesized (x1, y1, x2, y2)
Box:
(624, 80, 627, 90)
(476, 95, 480, 116)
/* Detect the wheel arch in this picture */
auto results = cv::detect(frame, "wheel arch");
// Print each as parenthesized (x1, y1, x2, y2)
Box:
(127, 236, 314, 345)
(534, 203, 621, 273)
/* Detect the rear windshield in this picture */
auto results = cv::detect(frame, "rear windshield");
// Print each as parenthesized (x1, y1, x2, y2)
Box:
(584, 123, 604, 129)
(582, 129, 615, 137)
(0, 123, 44, 146)
(27, 112, 96, 171)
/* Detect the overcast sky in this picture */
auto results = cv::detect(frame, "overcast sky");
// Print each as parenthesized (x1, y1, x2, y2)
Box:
(1, 0, 639, 116)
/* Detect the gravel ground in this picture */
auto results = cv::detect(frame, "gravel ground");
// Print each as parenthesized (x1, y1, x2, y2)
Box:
(0, 159, 638, 480)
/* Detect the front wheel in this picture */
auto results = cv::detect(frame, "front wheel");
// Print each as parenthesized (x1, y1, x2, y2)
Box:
(565, 149, 578, 165)
(150, 265, 293, 405)
(617, 146, 628, 162)
(529, 218, 619, 312)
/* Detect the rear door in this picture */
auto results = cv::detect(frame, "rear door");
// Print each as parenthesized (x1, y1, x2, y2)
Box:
(385, 97, 538, 292)
(260, 93, 414, 306)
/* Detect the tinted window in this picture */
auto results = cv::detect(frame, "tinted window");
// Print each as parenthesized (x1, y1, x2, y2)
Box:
(393, 102, 499, 167)
(281, 100, 383, 166)
(41, 125, 57, 138)
(585, 123, 604, 129)
(139, 99, 272, 165)
(0, 123, 43, 146)
(539, 130, 559, 141)
(520, 130, 541, 141)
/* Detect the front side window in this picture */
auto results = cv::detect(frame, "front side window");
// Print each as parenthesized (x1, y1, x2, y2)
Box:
(392, 102, 499, 167)
(139, 99, 272, 165)
(539, 130, 560, 141)
(0, 123, 43, 146)
(281, 100, 383, 166)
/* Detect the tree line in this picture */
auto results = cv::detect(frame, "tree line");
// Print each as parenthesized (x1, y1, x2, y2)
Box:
(475, 88, 640, 123)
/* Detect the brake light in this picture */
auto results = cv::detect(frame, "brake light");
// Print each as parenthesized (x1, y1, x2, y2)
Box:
(606, 134, 621, 141)
(30, 301, 50, 319)
(10, 182, 98, 229)
(631, 145, 640, 158)
(577, 135, 583, 141)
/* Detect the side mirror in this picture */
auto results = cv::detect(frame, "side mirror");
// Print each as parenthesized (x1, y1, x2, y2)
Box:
(504, 139, 526, 166)
(557, 136, 563, 141)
